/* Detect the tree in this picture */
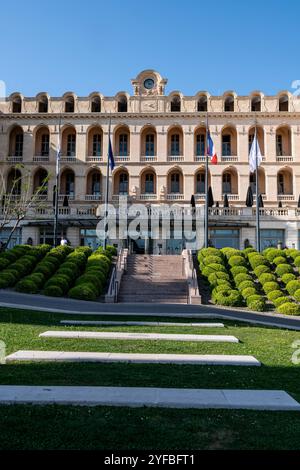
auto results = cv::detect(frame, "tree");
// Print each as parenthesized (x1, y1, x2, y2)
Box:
(0, 164, 50, 249)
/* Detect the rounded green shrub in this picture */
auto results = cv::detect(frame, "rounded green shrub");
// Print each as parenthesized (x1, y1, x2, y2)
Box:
(0, 271, 18, 288)
(44, 285, 63, 297)
(275, 263, 293, 277)
(202, 263, 226, 277)
(234, 273, 253, 285)
(281, 273, 296, 285)
(293, 289, 300, 302)
(221, 248, 241, 259)
(242, 287, 257, 299)
(243, 247, 256, 255)
(258, 273, 277, 285)
(76, 274, 103, 292)
(286, 280, 300, 295)
(15, 279, 39, 294)
(203, 255, 223, 266)
(263, 248, 285, 262)
(249, 255, 268, 269)
(273, 296, 289, 308)
(247, 298, 266, 311)
(61, 262, 81, 278)
(267, 290, 284, 302)
(288, 250, 300, 260)
(277, 302, 300, 315)
(34, 262, 55, 278)
(254, 265, 271, 277)
(27, 273, 45, 288)
(45, 275, 70, 294)
(213, 289, 243, 307)
(238, 280, 256, 291)
(0, 258, 10, 270)
(228, 256, 246, 267)
(273, 256, 287, 266)
(69, 283, 97, 301)
(230, 266, 248, 277)
(246, 294, 261, 305)
(66, 251, 87, 268)
(293, 256, 300, 268)
(56, 267, 77, 281)
(262, 281, 280, 294)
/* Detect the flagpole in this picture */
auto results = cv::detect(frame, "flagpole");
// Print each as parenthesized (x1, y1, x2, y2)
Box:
(205, 113, 209, 248)
(104, 117, 112, 250)
(53, 115, 61, 247)
(255, 117, 261, 252)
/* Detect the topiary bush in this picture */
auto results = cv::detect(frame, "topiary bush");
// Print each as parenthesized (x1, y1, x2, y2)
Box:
(238, 280, 256, 291)
(281, 273, 296, 285)
(68, 283, 97, 301)
(273, 296, 290, 308)
(262, 281, 280, 294)
(234, 273, 253, 285)
(254, 265, 271, 277)
(230, 266, 248, 277)
(275, 263, 293, 277)
(213, 289, 243, 307)
(228, 255, 246, 267)
(15, 279, 39, 294)
(277, 302, 300, 315)
(293, 289, 300, 302)
(293, 256, 300, 268)
(267, 290, 285, 302)
(258, 273, 277, 285)
(263, 248, 285, 262)
(286, 280, 300, 295)
(202, 255, 223, 266)
(43, 285, 64, 297)
(0, 258, 10, 271)
(242, 287, 257, 299)
(273, 256, 287, 266)
(248, 254, 268, 269)
(247, 297, 266, 311)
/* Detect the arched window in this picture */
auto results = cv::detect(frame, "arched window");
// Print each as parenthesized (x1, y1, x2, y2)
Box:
(61, 170, 75, 197)
(171, 96, 181, 112)
(251, 96, 261, 112)
(170, 134, 180, 156)
(222, 134, 231, 156)
(119, 134, 128, 156)
(197, 96, 207, 112)
(279, 95, 289, 112)
(224, 95, 234, 112)
(276, 126, 291, 156)
(222, 173, 232, 194)
(91, 96, 101, 113)
(35, 127, 50, 157)
(145, 134, 155, 156)
(38, 95, 48, 113)
(171, 173, 180, 193)
(119, 172, 128, 194)
(92, 134, 102, 156)
(9, 127, 24, 157)
(12, 96, 22, 113)
(33, 169, 48, 196)
(7, 168, 22, 195)
(91, 172, 101, 196)
(196, 172, 205, 193)
(195, 132, 205, 156)
(277, 169, 293, 195)
(118, 96, 127, 112)
(67, 134, 76, 156)
(144, 173, 155, 193)
(65, 96, 75, 113)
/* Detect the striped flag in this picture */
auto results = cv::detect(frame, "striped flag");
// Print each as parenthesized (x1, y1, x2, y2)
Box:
(207, 130, 218, 164)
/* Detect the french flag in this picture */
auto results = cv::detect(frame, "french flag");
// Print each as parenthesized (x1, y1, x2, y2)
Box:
(207, 130, 218, 164)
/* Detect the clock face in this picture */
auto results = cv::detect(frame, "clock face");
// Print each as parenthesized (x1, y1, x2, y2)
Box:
(144, 78, 155, 90)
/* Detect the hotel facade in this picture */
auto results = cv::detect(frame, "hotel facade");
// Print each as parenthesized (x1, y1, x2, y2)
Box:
(1, 69, 300, 253)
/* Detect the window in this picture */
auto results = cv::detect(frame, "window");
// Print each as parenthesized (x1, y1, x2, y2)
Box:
(197, 96, 207, 112)
(91, 173, 101, 196)
(0, 228, 22, 249)
(251, 96, 261, 112)
(91, 97, 101, 112)
(196, 173, 205, 193)
(196, 134, 205, 156)
(279, 95, 288, 112)
(80, 229, 102, 250)
(15, 133, 23, 157)
(171, 96, 181, 112)
(119, 173, 128, 194)
(92, 134, 102, 156)
(38, 97, 48, 113)
(170, 173, 180, 193)
(224, 96, 234, 112)
(209, 229, 240, 249)
(222, 134, 231, 156)
(276, 135, 283, 156)
(145, 134, 155, 156)
(67, 134, 76, 156)
(65, 172, 75, 196)
(277, 173, 284, 194)
(170, 134, 180, 156)
(222, 173, 232, 193)
(261, 229, 284, 250)
(145, 173, 154, 193)
(118, 97, 127, 112)
(65, 96, 75, 113)
(41, 134, 49, 156)
(12, 97, 22, 113)
(119, 134, 128, 156)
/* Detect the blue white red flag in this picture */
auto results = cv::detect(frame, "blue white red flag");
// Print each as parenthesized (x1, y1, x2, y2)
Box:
(207, 130, 218, 164)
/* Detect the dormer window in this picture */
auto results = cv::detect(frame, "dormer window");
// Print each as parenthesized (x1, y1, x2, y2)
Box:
(12, 96, 22, 113)
(171, 96, 181, 112)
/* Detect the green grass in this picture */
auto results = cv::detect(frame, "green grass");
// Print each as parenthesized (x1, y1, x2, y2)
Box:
(0, 307, 300, 450)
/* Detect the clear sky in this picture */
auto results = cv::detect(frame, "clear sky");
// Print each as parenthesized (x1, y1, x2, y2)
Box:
(1, 0, 299, 97)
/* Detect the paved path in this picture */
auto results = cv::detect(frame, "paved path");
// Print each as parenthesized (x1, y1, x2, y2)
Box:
(5, 351, 261, 366)
(60, 320, 225, 327)
(1, 290, 300, 331)
(39, 331, 239, 343)
(0, 385, 298, 410)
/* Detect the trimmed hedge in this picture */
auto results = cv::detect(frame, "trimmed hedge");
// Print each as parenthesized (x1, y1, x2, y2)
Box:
(281, 273, 296, 285)
(228, 256, 246, 267)
(277, 302, 300, 315)
(230, 266, 248, 277)
(262, 281, 281, 294)
(286, 280, 300, 295)
(275, 263, 293, 277)
(254, 265, 271, 277)
(258, 273, 277, 285)
(213, 289, 243, 307)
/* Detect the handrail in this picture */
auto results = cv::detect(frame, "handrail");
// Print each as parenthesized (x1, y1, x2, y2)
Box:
(105, 248, 128, 303)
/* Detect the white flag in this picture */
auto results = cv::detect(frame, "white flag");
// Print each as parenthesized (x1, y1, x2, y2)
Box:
(249, 131, 262, 173)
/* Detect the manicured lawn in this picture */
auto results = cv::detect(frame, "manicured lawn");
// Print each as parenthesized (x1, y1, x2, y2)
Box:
(0, 307, 300, 450)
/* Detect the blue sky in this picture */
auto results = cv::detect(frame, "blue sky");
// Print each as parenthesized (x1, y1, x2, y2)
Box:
(1, 0, 299, 97)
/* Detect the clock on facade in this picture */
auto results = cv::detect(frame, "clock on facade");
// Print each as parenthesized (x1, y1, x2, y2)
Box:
(144, 78, 155, 90)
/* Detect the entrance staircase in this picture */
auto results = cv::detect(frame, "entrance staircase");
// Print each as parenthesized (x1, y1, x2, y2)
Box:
(118, 255, 188, 303)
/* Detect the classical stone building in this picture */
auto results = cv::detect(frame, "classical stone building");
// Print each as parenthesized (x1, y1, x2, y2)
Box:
(0, 69, 300, 252)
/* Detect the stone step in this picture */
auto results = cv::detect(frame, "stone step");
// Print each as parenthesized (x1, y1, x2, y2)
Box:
(60, 320, 225, 327)
(39, 331, 238, 343)
(0, 386, 298, 410)
(5, 351, 261, 366)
